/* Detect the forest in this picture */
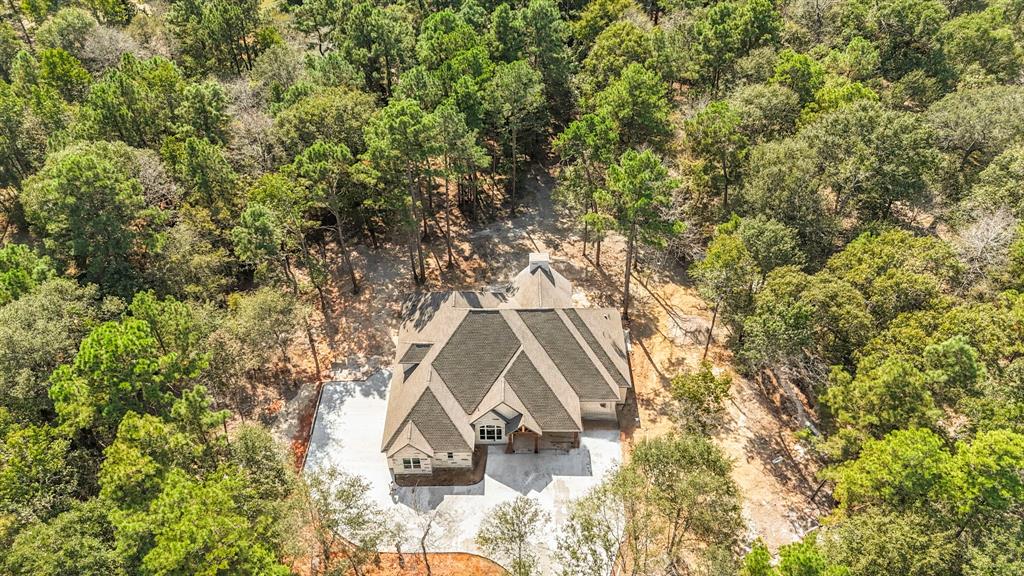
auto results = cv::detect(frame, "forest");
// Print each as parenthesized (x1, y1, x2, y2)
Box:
(0, 0, 1023, 574)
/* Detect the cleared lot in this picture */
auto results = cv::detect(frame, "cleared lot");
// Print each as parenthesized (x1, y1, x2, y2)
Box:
(303, 369, 622, 570)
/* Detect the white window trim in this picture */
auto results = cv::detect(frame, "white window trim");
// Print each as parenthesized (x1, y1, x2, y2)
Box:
(401, 457, 422, 470)
(478, 425, 503, 442)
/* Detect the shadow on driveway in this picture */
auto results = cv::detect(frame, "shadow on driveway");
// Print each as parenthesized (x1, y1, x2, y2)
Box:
(395, 481, 486, 512)
(393, 443, 596, 511)
(487, 445, 594, 494)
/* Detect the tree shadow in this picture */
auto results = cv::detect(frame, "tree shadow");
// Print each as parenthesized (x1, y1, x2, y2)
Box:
(395, 480, 486, 512)
(741, 431, 823, 512)
(327, 369, 390, 402)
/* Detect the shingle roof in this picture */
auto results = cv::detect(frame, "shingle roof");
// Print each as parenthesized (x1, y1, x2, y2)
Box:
(382, 254, 631, 456)
(391, 388, 471, 453)
(432, 310, 520, 412)
(564, 309, 630, 389)
(517, 310, 620, 401)
(399, 343, 432, 364)
(505, 352, 580, 432)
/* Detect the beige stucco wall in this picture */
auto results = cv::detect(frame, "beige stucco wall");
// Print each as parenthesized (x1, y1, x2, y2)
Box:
(473, 411, 507, 444)
(388, 445, 432, 474)
(581, 400, 617, 420)
(432, 451, 473, 468)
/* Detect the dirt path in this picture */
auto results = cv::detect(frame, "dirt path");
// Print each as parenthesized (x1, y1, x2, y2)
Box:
(277, 164, 824, 560)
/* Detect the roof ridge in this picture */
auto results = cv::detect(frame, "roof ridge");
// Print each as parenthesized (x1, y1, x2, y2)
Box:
(555, 309, 621, 396)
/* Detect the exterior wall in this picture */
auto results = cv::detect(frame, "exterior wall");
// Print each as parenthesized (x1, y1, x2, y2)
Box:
(432, 451, 472, 468)
(473, 411, 508, 445)
(543, 432, 577, 451)
(581, 400, 617, 420)
(388, 445, 432, 474)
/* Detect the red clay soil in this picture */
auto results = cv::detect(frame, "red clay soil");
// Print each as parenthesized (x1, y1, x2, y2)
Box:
(360, 553, 506, 575)
(290, 553, 506, 576)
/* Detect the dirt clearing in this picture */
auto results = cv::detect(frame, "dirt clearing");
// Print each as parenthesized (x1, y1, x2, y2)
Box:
(275, 164, 825, 568)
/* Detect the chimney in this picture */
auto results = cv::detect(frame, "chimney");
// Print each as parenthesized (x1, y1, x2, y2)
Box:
(528, 252, 550, 273)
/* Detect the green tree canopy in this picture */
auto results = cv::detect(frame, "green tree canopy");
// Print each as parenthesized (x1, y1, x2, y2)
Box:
(21, 141, 161, 295)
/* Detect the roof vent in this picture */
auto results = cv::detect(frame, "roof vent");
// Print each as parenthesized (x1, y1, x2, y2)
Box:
(529, 252, 551, 273)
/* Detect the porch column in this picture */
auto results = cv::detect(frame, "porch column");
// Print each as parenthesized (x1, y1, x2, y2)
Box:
(534, 434, 539, 453)
(506, 432, 514, 454)
(573, 432, 580, 448)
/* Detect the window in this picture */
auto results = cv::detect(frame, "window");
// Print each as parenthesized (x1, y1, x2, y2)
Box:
(401, 458, 422, 470)
(446, 452, 454, 459)
(479, 425, 503, 442)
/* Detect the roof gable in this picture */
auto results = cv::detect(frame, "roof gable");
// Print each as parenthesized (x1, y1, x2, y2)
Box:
(385, 388, 471, 453)
(432, 310, 521, 413)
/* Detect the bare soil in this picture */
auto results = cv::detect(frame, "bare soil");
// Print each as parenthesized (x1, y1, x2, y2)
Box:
(358, 553, 506, 575)
(625, 278, 823, 549)
(289, 553, 506, 576)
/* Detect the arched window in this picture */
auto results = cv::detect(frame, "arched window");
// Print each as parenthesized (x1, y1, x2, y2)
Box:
(478, 425, 503, 441)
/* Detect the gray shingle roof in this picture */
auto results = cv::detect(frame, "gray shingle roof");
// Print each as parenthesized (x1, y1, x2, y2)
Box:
(433, 310, 520, 412)
(396, 388, 471, 452)
(382, 255, 631, 457)
(564, 309, 629, 388)
(399, 343, 432, 364)
(505, 353, 580, 432)
(517, 310, 619, 401)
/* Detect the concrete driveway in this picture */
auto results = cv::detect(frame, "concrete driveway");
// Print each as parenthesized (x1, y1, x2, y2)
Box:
(304, 369, 622, 570)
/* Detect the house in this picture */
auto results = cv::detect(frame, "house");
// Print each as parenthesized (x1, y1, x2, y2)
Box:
(381, 253, 632, 480)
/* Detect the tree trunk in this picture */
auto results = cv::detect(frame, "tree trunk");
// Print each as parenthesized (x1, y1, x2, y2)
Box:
(703, 299, 720, 360)
(582, 218, 589, 258)
(281, 253, 298, 295)
(407, 240, 420, 284)
(509, 130, 518, 216)
(420, 537, 432, 576)
(334, 219, 360, 294)
(6, 1, 32, 50)
(622, 222, 637, 321)
(582, 193, 593, 259)
(721, 159, 730, 213)
(419, 181, 430, 239)
(300, 236, 331, 319)
(443, 171, 455, 268)
(365, 216, 379, 248)
(416, 238, 426, 283)
(407, 174, 426, 284)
